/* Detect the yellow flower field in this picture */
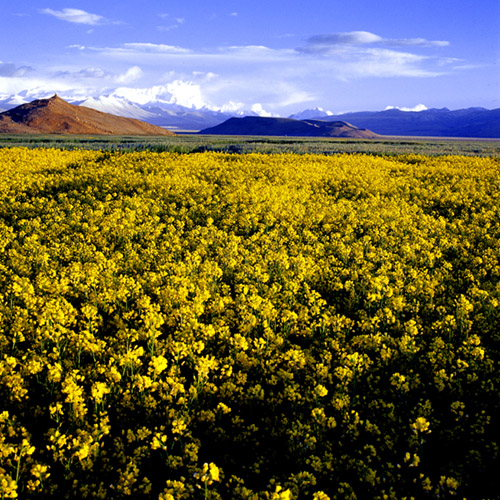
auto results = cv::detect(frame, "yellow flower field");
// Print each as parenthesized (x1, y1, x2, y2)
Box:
(0, 148, 499, 499)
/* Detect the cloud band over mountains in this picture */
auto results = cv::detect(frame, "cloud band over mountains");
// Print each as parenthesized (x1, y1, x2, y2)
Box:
(0, 17, 482, 115)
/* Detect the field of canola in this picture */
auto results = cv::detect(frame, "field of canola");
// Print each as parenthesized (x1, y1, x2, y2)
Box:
(0, 148, 499, 499)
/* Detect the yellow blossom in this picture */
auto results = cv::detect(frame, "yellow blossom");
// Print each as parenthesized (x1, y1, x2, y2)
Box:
(411, 417, 431, 434)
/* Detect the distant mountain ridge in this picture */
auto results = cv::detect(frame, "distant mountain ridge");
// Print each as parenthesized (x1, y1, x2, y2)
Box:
(72, 96, 233, 131)
(199, 116, 379, 138)
(0, 91, 498, 137)
(0, 93, 235, 132)
(313, 107, 500, 138)
(0, 95, 175, 135)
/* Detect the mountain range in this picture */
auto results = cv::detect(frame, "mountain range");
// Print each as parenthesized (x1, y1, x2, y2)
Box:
(73, 96, 232, 131)
(0, 92, 238, 132)
(313, 107, 500, 138)
(0, 95, 175, 135)
(201, 108, 500, 138)
(0, 91, 499, 137)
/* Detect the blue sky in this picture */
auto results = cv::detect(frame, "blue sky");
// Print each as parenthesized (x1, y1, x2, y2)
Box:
(1, 0, 499, 114)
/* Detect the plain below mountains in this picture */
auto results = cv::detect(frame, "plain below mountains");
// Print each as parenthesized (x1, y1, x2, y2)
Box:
(199, 116, 379, 138)
(0, 95, 175, 135)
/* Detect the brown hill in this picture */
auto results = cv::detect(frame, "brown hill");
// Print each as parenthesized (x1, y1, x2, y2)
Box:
(0, 95, 175, 135)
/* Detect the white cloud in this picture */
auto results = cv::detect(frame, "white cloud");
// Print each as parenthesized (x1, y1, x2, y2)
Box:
(113, 81, 208, 109)
(225, 45, 288, 59)
(452, 63, 483, 71)
(66, 38, 453, 112)
(165, 80, 206, 108)
(113, 86, 170, 105)
(219, 100, 245, 113)
(306, 32, 383, 47)
(115, 66, 144, 84)
(391, 38, 449, 47)
(299, 31, 449, 54)
(0, 26, 467, 115)
(74, 68, 108, 79)
(354, 48, 436, 77)
(293, 45, 445, 80)
(52, 65, 145, 85)
(385, 104, 428, 112)
(84, 40, 446, 81)
(192, 71, 218, 81)
(250, 103, 273, 117)
(41, 8, 106, 26)
(0, 62, 33, 77)
(118, 43, 191, 54)
(0, 75, 76, 98)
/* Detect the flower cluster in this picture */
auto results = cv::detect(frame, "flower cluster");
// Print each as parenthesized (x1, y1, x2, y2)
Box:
(0, 148, 499, 498)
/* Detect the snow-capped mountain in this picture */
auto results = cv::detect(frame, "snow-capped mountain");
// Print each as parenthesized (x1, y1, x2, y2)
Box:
(2, 89, 498, 137)
(288, 107, 334, 120)
(69, 94, 221, 130)
(0, 90, 331, 131)
(0, 94, 30, 110)
(75, 96, 156, 122)
(141, 105, 232, 131)
(0, 91, 233, 131)
(0, 89, 57, 110)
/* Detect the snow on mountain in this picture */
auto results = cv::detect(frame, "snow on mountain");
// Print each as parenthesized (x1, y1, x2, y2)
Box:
(73, 92, 276, 130)
(288, 107, 334, 120)
(3, 89, 496, 136)
(113, 85, 181, 107)
(0, 94, 30, 110)
(139, 104, 231, 131)
(113, 83, 208, 110)
(2, 95, 29, 107)
(384, 104, 428, 112)
(76, 96, 156, 121)
(1, 87, 286, 130)
(0, 88, 59, 109)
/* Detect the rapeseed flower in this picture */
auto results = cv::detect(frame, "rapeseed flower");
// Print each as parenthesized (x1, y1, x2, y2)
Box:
(0, 148, 498, 499)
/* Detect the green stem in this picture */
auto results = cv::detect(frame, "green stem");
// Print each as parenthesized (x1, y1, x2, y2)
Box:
(15, 451, 23, 485)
